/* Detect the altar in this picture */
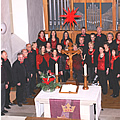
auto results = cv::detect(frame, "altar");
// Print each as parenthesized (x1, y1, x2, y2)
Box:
(34, 85, 101, 120)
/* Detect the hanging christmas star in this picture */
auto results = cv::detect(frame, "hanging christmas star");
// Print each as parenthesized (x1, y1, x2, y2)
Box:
(60, 7, 81, 28)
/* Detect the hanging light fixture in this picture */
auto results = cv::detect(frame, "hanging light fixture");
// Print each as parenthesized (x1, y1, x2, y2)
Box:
(1, 23, 7, 34)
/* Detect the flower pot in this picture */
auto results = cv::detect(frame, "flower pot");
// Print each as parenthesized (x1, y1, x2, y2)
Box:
(43, 89, 55, 92)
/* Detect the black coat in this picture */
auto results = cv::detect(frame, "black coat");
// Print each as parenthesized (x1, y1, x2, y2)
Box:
(112, 57, 120, 76)
(107, 40, 117, 52)
(36, 37, 46, 48)
(24, 57, 33, 76)
(28, 50, 36, 73)
(113, 39, 120, 52)
(85, 49, 97, 67)
(78, 44, 88, 54)
(48, 37, 59, 48)
(95, 33, 107, 52)
(76, 33, 90, 48)
(1, 65, 8, 84)
(12, 60, 26, 85)
(58, 53, 67, 71)
(49, 56, 62, 74)
(2, 58, 12, 85)
(61, 38, 72, 49)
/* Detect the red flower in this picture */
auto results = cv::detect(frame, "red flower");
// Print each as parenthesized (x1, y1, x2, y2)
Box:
(49, 78, 55, 82)
(42, 81, 50, 85)
(42, 77, 55, 85)
(43, 78, 48, 81)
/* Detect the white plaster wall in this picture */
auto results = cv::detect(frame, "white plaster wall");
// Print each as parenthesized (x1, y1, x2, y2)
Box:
(1, 0, 12, 62)
(27, 0, 44, 44)
(11, 0, 29, 43)
(11, 34, 26, 64)
(1, 0, 44, 63)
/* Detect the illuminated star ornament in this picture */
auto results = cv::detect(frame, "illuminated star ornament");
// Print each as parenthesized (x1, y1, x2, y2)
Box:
(60, 7, 81, 28)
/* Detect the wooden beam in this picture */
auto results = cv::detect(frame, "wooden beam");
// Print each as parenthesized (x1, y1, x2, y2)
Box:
(100, 0, 102, 27)
(70, 0, 74, 30)
(43, 0, 49, 31)
(112, 0, 116, 31)
(85, 0, 87, 29)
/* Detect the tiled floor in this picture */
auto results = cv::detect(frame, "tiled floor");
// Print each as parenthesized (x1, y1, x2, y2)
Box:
(99, 108, 120, 120)
(1, 105, 120, 120)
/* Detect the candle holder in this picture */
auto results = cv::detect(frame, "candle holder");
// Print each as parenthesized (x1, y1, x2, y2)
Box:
(55, 75, 59, 89)
(83, 75, 89, 90)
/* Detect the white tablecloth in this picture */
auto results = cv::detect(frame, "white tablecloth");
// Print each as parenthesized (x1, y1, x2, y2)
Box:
(34, 85, 101, 120)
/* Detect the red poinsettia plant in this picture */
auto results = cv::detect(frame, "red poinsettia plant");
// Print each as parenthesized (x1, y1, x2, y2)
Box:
(36, 73, 61, 92)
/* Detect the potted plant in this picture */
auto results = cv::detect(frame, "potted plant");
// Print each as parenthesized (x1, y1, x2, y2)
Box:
(36, 73, 61, 92)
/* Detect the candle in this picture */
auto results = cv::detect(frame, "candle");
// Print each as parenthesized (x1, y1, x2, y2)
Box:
(84, 63, 87, 76)
(55, 63, 58, 75)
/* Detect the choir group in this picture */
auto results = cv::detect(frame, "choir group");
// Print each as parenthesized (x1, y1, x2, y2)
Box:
(1, 26, 120, 116)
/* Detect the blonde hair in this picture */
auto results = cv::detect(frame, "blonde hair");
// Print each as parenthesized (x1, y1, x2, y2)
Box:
(88, 41, 94, 47)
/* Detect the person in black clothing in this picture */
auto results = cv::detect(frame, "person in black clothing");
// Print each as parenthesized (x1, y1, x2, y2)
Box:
(57, 43, 63, 56)
(32, 42, 39, 55)
(76, 27, 90, 48)
(73, 44, 83, 83)
(95, 46, 109, 94)
(22, 49, 34, 99)
(107, 32, 117, 52)
(103, 42, 111, 88)
(90, 33, 96, 47)
(46, 41, 52, 57)
(36, 45, 49, 78)
(48, 30, 59, 49)
(57, 43, 66, 82)
(64, 39, 70, 51)
(61, 31, 72, 49)
(49, 49, 63, 78)
(1, 59, 8, 116)
(95, 26, 107, 54)
(104, 42, 111, 67)
(1, 50, 12, 109)
(114, 32, 120, 56)
(36, 30, 46, 48)
(12, 53, 27, 107)
(109, 49, 120, 98)
(26, 44, 36, 95)
(85, 42, 96, 83)
(77, 36, 88, 56)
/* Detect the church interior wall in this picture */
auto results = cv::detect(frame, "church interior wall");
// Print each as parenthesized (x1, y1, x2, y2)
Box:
(1, 0, 12, 63)
(27, 0, 44, 44)
(1, 0, 44, 64)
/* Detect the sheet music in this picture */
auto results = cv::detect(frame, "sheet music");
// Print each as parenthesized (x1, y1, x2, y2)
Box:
(61, 84, 77, 92)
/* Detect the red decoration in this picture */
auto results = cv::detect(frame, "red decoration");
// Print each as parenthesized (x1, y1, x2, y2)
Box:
(60, 7, 81, 28)
(42, 77, 55, 85)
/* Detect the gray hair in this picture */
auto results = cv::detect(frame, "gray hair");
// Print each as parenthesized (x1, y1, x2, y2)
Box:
(97, 26, 102, 31)
(107, 32, 114, 38)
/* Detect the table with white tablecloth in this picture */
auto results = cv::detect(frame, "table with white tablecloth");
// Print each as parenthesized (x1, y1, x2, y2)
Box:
(34, 85, 101, 120)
